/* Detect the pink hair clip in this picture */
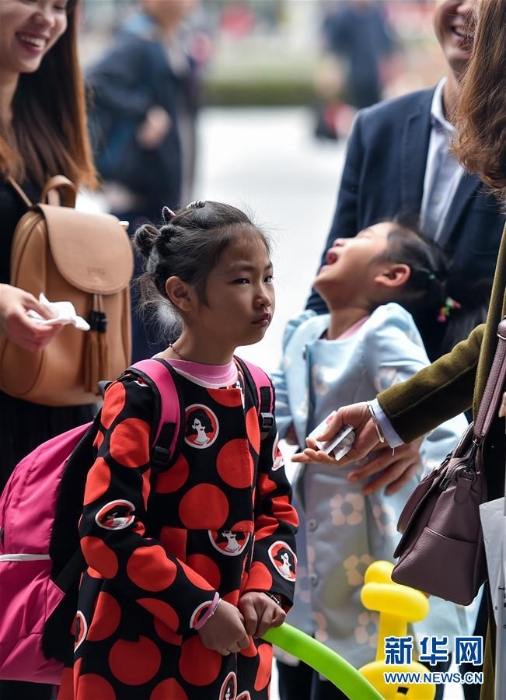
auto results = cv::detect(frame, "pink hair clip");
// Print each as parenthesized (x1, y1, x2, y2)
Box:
(437, 297, 461, 323)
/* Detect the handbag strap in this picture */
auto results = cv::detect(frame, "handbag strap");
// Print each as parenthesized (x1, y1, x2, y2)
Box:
(7, 175, 76, 208)
(474, 317, 506, 439)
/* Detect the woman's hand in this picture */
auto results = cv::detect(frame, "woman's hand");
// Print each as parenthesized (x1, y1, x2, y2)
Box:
(292, 402, 378, 466)
(348, 440, 423, 496)
(0, 284, 63, 352)
(197, 599, 250, 656)
(238, 591, 286, 638)
(291, 402, 422, 495)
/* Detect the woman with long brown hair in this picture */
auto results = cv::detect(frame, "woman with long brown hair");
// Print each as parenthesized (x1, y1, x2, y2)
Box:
(454, 0, 506, 197)
(294, 1, 506, 697)
(0, 1, 96, 697)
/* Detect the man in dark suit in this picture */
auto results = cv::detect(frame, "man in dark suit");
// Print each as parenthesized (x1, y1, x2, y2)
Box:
(307, 0, 504, 362)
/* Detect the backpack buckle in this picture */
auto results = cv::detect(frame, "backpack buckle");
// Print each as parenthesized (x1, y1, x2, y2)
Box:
(260, 412, 274, 437)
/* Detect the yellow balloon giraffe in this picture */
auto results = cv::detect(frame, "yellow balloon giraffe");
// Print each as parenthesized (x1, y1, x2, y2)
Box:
(358, 560, 436, 699)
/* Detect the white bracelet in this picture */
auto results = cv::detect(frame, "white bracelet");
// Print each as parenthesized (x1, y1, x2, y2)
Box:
(367, 402, 386, 444)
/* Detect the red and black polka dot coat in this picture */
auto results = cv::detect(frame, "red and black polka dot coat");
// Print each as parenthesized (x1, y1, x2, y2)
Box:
(58, 364, 298, 700)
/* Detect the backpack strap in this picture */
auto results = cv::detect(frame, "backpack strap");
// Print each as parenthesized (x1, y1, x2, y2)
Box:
(51, 362, 183, 596)
(40, 175, 77, 207)
(52, 413, 104, 593)
(129, 359, 185, 472)
(7, 176, 33, 208)
(54, 548, 88, 593)
(234, 357, 275, 440)
(7, 174, 77, 208)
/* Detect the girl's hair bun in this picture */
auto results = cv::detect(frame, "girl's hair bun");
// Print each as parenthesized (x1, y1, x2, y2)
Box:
(134, 223, 160, 259)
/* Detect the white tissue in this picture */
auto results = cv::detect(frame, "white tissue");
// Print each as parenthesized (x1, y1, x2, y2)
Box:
(27, 293, 90, 331)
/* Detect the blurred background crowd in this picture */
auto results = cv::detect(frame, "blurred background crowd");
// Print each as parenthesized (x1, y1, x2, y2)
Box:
(77, 0, 453, 369)
(79, 0, 445, 132)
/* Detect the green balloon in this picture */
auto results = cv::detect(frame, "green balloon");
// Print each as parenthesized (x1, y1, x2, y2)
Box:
(263, 624, 384, 700)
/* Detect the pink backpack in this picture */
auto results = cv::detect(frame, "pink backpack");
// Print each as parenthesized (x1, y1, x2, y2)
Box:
(0, 357, 273, 685)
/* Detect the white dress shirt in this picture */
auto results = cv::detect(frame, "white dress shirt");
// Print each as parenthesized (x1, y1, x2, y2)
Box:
(419, 78, 464, 241)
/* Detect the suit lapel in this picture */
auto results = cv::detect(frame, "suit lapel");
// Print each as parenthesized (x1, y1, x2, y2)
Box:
(437, 173, 481, 248)
(400, 89, 434, 218)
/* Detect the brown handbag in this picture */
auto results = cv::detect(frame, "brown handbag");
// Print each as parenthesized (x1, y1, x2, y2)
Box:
(391, 318, 506, 605)
(0, 176, 134, 406)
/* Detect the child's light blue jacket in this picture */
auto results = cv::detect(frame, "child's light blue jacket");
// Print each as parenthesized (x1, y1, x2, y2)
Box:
(271, 303, 475, 668)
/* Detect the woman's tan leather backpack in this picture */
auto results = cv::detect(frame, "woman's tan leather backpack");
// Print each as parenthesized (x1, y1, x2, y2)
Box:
(0, 176, 134, 406)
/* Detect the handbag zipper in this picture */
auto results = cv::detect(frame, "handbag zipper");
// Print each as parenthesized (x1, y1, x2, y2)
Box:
(439, 437, 481, 490)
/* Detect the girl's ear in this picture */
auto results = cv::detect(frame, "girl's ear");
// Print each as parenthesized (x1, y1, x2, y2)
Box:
(375, 263, 411, 289)
(165, 276, 194, 312)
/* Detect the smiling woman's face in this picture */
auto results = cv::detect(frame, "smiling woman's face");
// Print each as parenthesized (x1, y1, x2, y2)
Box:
(0, 0, 68, 79)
